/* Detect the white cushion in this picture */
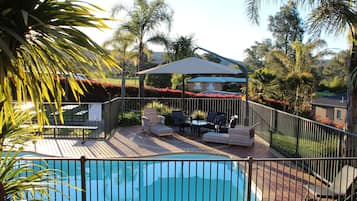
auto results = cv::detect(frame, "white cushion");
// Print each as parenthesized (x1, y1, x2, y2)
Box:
(202, 132, 229, 144)
(150, 124, 173, 136)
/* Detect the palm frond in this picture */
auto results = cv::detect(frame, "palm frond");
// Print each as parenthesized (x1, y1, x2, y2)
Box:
(0, 0, 120, 123)
(308, 1, 355, 36)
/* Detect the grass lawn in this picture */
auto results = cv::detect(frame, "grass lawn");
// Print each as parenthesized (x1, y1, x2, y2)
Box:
(95, 77, 139, 86)
(259, 131, 339, 157)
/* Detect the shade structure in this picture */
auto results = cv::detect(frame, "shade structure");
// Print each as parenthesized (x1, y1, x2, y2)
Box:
(137, 57, 242, 75)
(137, 56, 245, 113)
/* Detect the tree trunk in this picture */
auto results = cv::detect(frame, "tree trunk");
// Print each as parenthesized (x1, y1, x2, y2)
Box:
(121, 65, 126, 113)
(0, 182, 5, 201)
(345, 32, 357, 156)
(138, 40, 145, 97)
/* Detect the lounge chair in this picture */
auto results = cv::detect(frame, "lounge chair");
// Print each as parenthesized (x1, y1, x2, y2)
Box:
(304, 165, 357, 201)
(141, 108, 173, 137)
(171, 111, 190, 132)
(202, 123, 258, 147)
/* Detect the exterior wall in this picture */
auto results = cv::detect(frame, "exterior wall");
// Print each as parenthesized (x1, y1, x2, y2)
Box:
(313, 105, 346, 128)
(333, 107, 347, 126)
(314, 106, 331, 120)
(187, 82, 223, 91)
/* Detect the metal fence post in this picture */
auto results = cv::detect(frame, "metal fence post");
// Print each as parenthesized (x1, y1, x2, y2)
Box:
(295, 118, 300, 156)
(247, 156, 253, 201)
(80, 156, 86, 201)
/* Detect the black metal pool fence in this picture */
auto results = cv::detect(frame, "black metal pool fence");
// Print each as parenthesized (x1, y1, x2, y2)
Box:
(17, 156, 357, 201)
(103, 97, 357, 158)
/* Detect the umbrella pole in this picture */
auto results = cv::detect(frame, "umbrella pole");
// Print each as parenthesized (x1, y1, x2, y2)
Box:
(182, 74, 185, 112)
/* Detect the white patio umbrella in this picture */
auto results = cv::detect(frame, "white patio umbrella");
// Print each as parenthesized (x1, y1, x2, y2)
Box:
(137, 57, 242, 75)
(137, 57, 243, 112)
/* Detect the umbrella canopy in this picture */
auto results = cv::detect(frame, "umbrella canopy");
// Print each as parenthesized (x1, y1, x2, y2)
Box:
(137, 57, 242, 75)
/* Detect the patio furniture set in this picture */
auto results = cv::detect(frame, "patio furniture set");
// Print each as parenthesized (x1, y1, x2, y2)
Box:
(141, 108, 256, 147)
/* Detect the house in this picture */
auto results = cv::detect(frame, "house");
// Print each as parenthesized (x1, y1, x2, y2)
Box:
(311, 94, 347, 128)
(186, 76, 246, 92)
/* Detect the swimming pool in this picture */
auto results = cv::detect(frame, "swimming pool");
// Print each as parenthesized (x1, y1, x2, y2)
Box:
(21, 153, 259, 201)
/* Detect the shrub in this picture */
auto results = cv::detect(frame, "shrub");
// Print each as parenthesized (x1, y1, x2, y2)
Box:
(144, 101, 173, 125)
(118, 111, 141, 126)
(191, 110, 206, 120)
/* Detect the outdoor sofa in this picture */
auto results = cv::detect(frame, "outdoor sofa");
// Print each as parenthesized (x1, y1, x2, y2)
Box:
(142, 108, 173, 137)
(202, 123, 258, 147)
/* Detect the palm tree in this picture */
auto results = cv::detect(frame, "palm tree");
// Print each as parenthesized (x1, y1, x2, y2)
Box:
(0, 0, 118, 122)
(103, 30, 138, 111)
(245, 0, 357, 132)
(0, 0, 119, 198)
(264, 40, 328, 114)
(112, 0, 173, 97)
(0, 106, 65, 200)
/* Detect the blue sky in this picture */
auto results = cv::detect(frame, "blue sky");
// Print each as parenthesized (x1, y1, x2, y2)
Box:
(83, 0, 349, 60)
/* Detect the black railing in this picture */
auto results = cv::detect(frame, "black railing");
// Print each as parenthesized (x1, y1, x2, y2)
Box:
(18, 156, 357, 201)
(39, 102, 105, 140)
(102, 97, 357, 182)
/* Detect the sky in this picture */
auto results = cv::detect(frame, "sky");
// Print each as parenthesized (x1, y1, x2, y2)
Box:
(82, 0, 349, 61)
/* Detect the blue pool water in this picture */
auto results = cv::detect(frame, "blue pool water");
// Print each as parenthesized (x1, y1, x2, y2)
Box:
(20, 153, 258, 201)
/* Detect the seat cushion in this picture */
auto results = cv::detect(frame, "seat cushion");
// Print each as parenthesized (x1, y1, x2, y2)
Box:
(150, 124, 173, 136)
(202, 132, 229, 144)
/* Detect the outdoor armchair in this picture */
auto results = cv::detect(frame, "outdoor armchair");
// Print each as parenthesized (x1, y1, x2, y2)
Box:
(304, 165, 357, 201)
(205, 111, 226, 131)
(171, 111, 190, 133)
(142, 108, 173, 137)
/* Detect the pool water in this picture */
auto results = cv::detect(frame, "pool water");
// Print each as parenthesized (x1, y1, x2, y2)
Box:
(21, 153, 258, 201)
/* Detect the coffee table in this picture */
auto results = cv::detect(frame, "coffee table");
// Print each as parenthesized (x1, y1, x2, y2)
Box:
(189, 120, 208, 136)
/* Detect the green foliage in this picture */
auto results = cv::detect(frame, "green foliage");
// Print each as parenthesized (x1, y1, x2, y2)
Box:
(0, 149, 59, 200)
(191, 110, 206, 120)
(0, 108, 74, 200)
(0, 0, 118, 123)
(266, 131, 338, 157)
(118, 111, 141, 126)
(170, 74, 191, 90)
(145, 74, 172, 88)
(112, 0, 173, 96)
(166, 35, 195, 62)
(268, 1, 304, 56)
(243, 39, 273, 71)
(0, 108, 39, 151)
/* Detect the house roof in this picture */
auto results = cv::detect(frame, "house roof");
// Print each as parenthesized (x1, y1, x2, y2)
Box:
(187, 76, 246, 83)
(311, 94, 347, 108)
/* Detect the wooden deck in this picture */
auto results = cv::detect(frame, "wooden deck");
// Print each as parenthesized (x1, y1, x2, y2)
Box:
(24, 125, 275, 159)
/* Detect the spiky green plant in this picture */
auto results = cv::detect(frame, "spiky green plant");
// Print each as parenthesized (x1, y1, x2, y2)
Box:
(0, 0, 119, 123)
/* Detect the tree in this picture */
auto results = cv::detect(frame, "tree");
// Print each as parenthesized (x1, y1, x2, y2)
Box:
(268, 1, 305, 56)
(245, 0, 357, 133)
(0, 0, 118, 198)
(0, 0, 117, 122)
(166, 35, 195, 62)
(263, 40, 328, 114)
(112, 0, 173, 97)
(320, 50, 349, 92)
(243, 39, 273, 71)
(103, 30, 138, 111)
(165, 35, 195, 89)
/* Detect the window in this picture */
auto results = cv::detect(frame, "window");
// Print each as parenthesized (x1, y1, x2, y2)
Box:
(336, 110, 342, 120)
(193, 83, 201, 90)
(207, 83, 215, 90)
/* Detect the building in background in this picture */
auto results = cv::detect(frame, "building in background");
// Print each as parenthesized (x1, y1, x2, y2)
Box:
(311, 94, 347, 128)
(186, 76, 246, 93)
